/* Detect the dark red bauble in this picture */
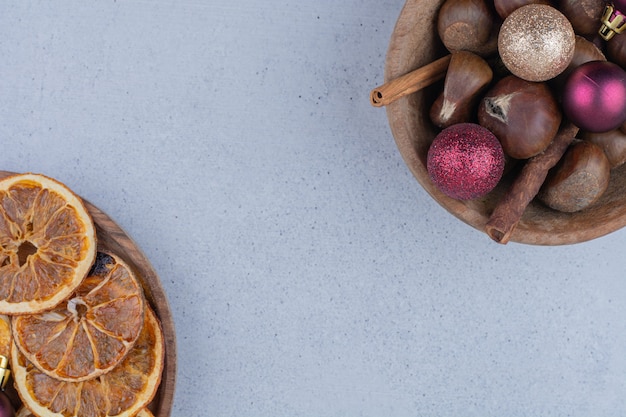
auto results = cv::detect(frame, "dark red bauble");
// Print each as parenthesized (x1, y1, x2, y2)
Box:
(0, 392, 14, 417)
(562, 60, 626, 132)
(427, 123, 505, 200)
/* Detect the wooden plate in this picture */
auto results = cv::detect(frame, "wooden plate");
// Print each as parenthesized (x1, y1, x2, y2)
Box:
(0, 171, 176, 416)
(384, 0, 626, 245)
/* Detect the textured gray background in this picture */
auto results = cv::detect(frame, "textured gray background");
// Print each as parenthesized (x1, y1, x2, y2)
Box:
(1, 1, 626, 416)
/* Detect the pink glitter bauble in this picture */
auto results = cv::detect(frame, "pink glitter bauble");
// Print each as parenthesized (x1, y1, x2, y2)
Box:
(562, 60, 626, 132)
(427, 123, 505, 200)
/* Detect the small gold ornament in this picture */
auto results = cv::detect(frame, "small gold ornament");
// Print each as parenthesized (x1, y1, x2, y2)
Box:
(599, 3, 626, 41)
(0, 356, 9, 391)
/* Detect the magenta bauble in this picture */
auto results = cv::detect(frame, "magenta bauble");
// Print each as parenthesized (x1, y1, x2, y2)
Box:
(0, 392, 14, 417)
(562, 60, 626, 132)
(614, 0, 626, 12)
(427, 123, 505, 200)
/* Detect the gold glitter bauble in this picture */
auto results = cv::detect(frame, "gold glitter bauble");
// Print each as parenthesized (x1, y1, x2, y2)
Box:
(498, 4, 575, 82)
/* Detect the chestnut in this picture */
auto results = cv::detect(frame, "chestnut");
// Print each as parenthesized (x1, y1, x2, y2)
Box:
(606, 31, 626, 69)
(429, 51, 493, 128)
(485, 55, 512, 79)
(437, 0, 500, 57)
(565, 35, 606, 67)
(558, 0, 605, 37)
(579, 129, 626, 168)
(493, 0, 552, 19)
(538, 140, 611, 212)
(551, 35, 606, 92)
(477, 75, 562, 159)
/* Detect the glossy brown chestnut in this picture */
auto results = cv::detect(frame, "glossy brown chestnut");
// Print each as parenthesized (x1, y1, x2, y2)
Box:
(558, 0, 605, 37)
(566, 35, 606, 67)
(429, 51, 493, 128)
(477, 75, 562, 159)
(538, 140, 611, 212)
(437, 0, 500, 57)
(579, 129, 626, 168)
(493, 0, 552, 19)
(551, 35, 606, 92)
(606, 32, 626, 69)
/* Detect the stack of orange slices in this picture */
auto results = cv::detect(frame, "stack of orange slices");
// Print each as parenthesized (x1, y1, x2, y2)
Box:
(0, 173, 165, 417)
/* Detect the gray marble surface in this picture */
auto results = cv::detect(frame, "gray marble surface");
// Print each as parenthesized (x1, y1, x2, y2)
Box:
(1, 1, 625, 416)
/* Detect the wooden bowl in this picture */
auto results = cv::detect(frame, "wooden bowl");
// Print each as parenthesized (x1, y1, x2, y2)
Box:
(88, 201, 177, 417)
(0, 171, 176, 416)
(384, 0, 626, 245)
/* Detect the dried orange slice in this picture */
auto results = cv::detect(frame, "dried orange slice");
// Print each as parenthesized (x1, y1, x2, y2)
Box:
(0, 315, 10, 359)
(12, 307, 164, 417)
(0, 173, 96, 315)
(12, 252, 145, 382)
(16, 406, 155, 417)
(0, 314, 10, 392)
(14, 407, 29, 417)
(14, 407, 28, 417)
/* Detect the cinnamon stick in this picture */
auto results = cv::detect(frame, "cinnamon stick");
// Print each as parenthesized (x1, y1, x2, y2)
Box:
(485, 121, 579, 244)
(370, 55, 451, 107)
